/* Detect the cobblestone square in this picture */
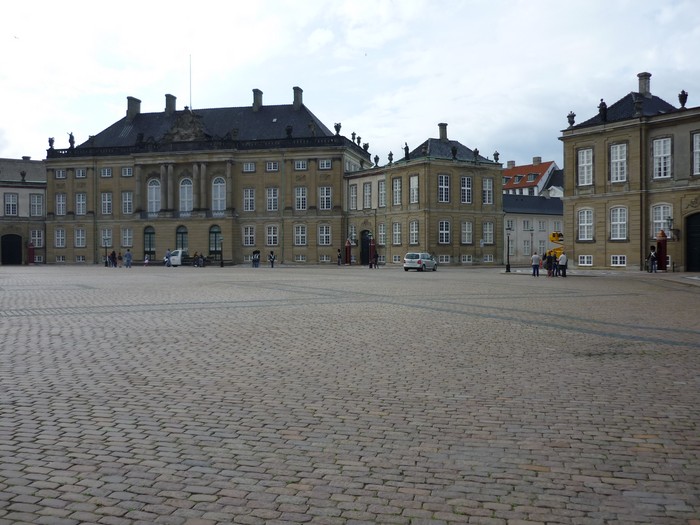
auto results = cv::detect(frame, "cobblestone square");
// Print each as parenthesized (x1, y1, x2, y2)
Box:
(1, 265, 699, 524)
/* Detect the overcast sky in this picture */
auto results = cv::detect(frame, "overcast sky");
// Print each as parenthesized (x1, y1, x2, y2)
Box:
(2, 0, 699, 168)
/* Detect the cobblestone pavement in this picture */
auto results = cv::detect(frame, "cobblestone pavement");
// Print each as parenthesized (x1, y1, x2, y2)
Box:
(1, 264, 699, 525)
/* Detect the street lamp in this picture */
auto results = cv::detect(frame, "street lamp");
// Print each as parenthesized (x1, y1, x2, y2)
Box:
(666, 216, 674, 240)
(529, 227, 534, 255)
(505, 227, 512, 273)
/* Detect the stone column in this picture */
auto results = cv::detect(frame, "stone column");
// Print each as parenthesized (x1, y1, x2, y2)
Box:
(226, 160, 234, 211)
(167, 164, 175, 210)
(192, 163, 200, 210)
(160, 164, 167, 211)
(134, 165, 142, 212)
(199, 163, 207, 210)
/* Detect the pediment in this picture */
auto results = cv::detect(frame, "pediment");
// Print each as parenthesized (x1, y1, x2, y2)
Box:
(162, 110, 209, 142)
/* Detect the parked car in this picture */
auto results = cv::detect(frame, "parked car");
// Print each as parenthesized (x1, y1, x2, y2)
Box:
(167, 249, 189, 267)
(403, 252, 437, 272)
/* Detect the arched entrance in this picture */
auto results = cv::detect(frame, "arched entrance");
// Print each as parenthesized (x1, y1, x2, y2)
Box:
(1, 234, 23, 265)
(686, 213, 700, 271)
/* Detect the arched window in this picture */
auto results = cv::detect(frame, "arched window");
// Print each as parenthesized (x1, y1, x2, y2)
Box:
(176, 226, 188, 251)
(147, 179, 161, 214)
(209, 225, 222, 261)
(578, 209, 594, 241)
(144, 226, 156, 260)
(212, 177, 226, 214)
(651, 204, 672, 237)
(180, 178, 193, 214)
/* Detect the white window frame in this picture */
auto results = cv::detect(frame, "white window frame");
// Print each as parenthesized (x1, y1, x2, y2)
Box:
(392, 222, 401, 245)
(377, 223, 386, 245)
(179, 178, 193, 213)
(579, 255, 593, 266)
(121, 227, 133, 248)
(410, 175, 419, 204)
(266, 225, 279, 246)
(76, 193, 87, 215)
(318, 225, 331, 246)
(101, 192, 112, 215)
(438, 220, 450, 244)
(693, 133, 700, 176)
(482, 179, 493, 205)
(266, 161, 279, 172)
(438, 174, 450, 203)
(54, 228, 66, 248)
(392, 178, 402, 206)
(651, 204, 672, 237)
(578, 209, 593, 241)
(243, 162, 256, 173)
(4, 193, 18, 216)
(349, 185, 357, 210)
(461, 177, 473, 204)
(378, 180, 387, 207)
(610, 143, 627, 183)
(652, 138, 672, 179)
(100, 167, 113, 178)
(212, 177, 226, 213)
(409, 220, 419, 245)
(75, 168, 86, 178)
(363, 182, 371, 209)
(578, 148, 593, 186)
(31, 229, 44, 248)
(461, 221, 473, 244)
(121, 167, 133, 177)
(147, 179, 161, 214)
(319, 186, 332, 210)
(294, 224, 307, 246)
(611, 255, 627, 267)
(610, 206, 627, 240)
(243, 226, 255, 246)
(55, 169, 66, 179)
(266, 187, 279, 212)
(319, 159, 332, 170)
(295, 186, 307, 211)
(243, 188, 255, 212)
(482, 221, 494, 244)
(294, 160, 308, 171)
(122, 191, 133, 215)
(30, 194, 43, 217)
(56, 193, 66, 216)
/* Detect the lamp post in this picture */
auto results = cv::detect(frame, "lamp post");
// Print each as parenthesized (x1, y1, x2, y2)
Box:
(505, 227, 512, 273)
(666, 216, 674, 240)
(102, 233, 108, 267)
(529, 227, 534, 255)
(219, 236, 224, 267)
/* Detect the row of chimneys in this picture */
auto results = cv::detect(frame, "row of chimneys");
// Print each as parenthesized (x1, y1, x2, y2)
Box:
(126, 86, 305, 121)
(506, 157, 542, 169)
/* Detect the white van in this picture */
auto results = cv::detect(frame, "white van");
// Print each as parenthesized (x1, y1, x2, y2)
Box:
(167, 249, 188, 267)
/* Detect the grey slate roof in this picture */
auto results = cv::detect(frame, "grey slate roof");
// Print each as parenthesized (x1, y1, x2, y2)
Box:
(544, 169, 564, 190)
(574, 92, 677, 129)
(503, 194, 563, 215)
(77, 104, 335, 149)
(398, 139, 497, 164)
(0, 158, 46, 184)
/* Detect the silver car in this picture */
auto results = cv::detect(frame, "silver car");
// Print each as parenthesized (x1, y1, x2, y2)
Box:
(403, 252, 437, 272)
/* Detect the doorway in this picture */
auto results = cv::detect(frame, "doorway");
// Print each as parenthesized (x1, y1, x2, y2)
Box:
(1, 234, 23, 265)
(686, 213, 700, 271)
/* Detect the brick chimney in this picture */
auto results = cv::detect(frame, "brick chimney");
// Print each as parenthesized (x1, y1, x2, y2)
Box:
(293, 86, 303, 110)
(165, 94, 176, 115)
(126, 96, 141, 121)
(438, 122, 448, 140)
(532, 156, 541, 165)
(507, 160, 515, 169)
(252, 89, 263, 112)
(638, 72, 652, 97)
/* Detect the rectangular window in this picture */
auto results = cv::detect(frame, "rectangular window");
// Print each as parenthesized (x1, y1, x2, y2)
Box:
(100, 167, 112, 178)
(579, 255, 593, 266)
(4, 193, 18, 216)
(522, 219, 531, 231)
(378, 180, 386, 207)
(409, 220, 419, 244)
(243, 188, 255, 211)
(363, 183, 372, 209)
(101, 192, 112, 215)
(410, 175, 419, 203)
(693, 133, 700, 176)
(483, 254, 494, 263)
(243, 226, 255, 246)
(295, 187, 307, 211)
(651, 204, 672, 236)
(121, 167, 133, 177)
(294, 160, 308, 171)
(461, 177, 472, 203)
(392, 222, 401, 245)
(266, 187, 278, 211)
(461, 254, 473, 264)
(55, 228, 66, 248)
(653, 138, 672, 179)
(610, 143, 627, 182)
(100, 228, 112, 248)
(31, 229, 44, 248)
(55, 169, 67, 179)
(122, 228, 133, 247)
(438, 220, 450, 244)
(461, 221, 473, 244)
(538, 220, 547, 232)
(319, 159, 332, 170)
(319, 186, 332, 210)
(74, 228, 86, 248)
(75, 168, 86, 178)
(243, 162, 256, 173)
(482, 179, 493, 205)
(577, 148, 593, 186)
(30, 194, 43, 216)
(75, 193, 87, 215)
(610, 207, 627, 240)
(76, 255, 86, 263)
(523, 239, 531, 256)
(506, 219, 514, 230)
(266, 161, 279, 172)
(482, 222, 494, 244)
(55, 193, 66, 216)
(578, 209, 593, 240)
(122, 192, 133, 215)
(438, 174, 450, 203)
(392, 178, 402, 205)
(538, 240, 546, 254)
(266, 225, 279, 245)
(349, 185, 357, 210)
(318, 225, 331, 246)
(378, 223, 386, 245)
(611, 255, 627, 267)
(294, 224, 307, 246)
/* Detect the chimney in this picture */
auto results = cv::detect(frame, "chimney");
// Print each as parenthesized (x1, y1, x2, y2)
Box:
(638, 72, 652, 97)
(22, 156, 31, 161)
(126, 96, 141, 121)
(293, 86, 303, 110)
(507, 160, 516, 169)
(438, 122, 448, 140)
(532, 156, 541, 165)
(252, 89, 263, 112)
(165, 94, 176, 115)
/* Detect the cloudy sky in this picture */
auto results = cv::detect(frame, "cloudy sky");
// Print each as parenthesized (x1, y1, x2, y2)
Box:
(2, 0, 698, 168)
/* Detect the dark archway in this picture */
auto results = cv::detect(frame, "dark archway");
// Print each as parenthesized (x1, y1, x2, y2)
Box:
(1, 234, 23, 265)
(686, 213, 700, 272)
(360, 230, 371, 265)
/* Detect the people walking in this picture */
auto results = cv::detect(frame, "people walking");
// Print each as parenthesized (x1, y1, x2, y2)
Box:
(337, 249, 342, 266)
(124, 249, 133, 268)
(165, 248, 171, 267)
(531, 252, 540, 277)
(646, 246, 658, 273)
(558, 251, 568, 278)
